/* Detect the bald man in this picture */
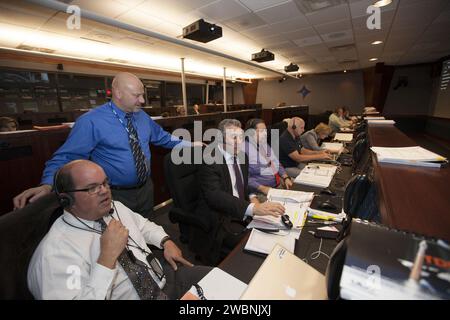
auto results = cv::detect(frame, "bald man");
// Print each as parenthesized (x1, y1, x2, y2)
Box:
(278, 117, 332, 178)
(14, 72, 196, 218)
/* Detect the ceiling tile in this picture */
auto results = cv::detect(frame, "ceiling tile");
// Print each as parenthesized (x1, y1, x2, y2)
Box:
(255, 1, 302, 24)
(314, 19, 351, 35)
(72, 0, 130, 18)
(314, 56, 336, 63)
(293, 35, 323, 47)
(321, 29, 353, 43)
(268, 15, 310, 33)
(198, 0, 250, 22)
(238, 0, 291, 12)
(222, 12, 266, 31)
(305, 3, 349, 25)
(0, 1, 54, 30)
(241, 24, 279, 38)
(281, 27, 317, 40)
(117, 9, 163, 30)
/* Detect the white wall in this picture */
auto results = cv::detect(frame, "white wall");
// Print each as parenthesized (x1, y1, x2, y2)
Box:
(256, 71, 365, 114)
(383, 65, 434, 116)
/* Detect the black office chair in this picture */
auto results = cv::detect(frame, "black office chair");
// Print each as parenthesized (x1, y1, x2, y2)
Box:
(354, 121, 367, 134)
(343, 174, 372, 219)
(163, 147, 209, 244)
(325, 237, 348, 300)
(352, 138, 369, 173)
(355, 131, 367, 142)
(0, 193, 62, 299)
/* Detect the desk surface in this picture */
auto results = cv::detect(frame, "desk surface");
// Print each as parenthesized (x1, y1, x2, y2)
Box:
(219, 163, 352, 283)
(369, 125, 450, 241)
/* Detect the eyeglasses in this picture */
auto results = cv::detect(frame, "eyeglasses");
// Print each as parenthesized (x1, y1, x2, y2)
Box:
(65, 178, 110, 195)
(145, 253, 165, 281)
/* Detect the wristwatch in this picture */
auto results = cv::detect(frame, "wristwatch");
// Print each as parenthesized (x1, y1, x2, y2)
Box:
(160, 235, 172, 248)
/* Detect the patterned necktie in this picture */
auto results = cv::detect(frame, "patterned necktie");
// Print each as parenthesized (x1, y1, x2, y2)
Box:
(125, 113, 148, 184)
(97, 218, 168, 300)
(232, 156, 245, 199)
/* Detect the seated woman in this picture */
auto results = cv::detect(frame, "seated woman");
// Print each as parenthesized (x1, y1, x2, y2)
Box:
(300, 123, 332, 151)
(175, 105, 186, 116)
(328, 107, 351, 134)
(0, 117, 18, 132)
(244, 118, 293, 203)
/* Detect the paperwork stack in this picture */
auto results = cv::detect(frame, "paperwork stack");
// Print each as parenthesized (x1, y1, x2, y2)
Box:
(371, 146, 448, 168)
(334, 133, 353, 142)
(294, 163, 337, 188)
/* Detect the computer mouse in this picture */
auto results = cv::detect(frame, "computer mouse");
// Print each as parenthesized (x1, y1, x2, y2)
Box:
(320, 188, 336, 196)
(318, 201, 338, 211)
(281, 215, 293, 229)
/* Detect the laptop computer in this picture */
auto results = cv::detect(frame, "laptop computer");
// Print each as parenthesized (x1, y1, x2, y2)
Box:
(240, 244, 328, 300)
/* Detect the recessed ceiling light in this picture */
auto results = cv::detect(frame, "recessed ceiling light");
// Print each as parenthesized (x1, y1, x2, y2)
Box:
(372, 40, 383, 45)
(373, 0, 392, 8)
(370, 58, 378, 61)
(344, 70, 347, 73)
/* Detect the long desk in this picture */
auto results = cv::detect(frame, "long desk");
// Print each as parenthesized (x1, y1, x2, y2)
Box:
(369, 125, 450, 241)
(220, 123, 450, 288)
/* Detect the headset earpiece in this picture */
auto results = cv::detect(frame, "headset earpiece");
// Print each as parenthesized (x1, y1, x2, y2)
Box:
(292, 119, 297, 130)
(53, 168, 74, 208)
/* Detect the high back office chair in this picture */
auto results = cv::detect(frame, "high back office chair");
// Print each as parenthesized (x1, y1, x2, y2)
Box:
(343, 174, 372, 219)
(354, 121, 367, 134)
(352, 137, 370, 173)
(355, 131, 367, 142)
(0, 193, 62, 299)
(163, 147, 209, 244)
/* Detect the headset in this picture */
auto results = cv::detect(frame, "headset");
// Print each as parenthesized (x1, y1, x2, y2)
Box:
(291, 118, 297, 130)
(53, 167, 74, 208)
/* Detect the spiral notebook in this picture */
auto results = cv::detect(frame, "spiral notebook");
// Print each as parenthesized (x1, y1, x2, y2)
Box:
(340, 220, 450, 300)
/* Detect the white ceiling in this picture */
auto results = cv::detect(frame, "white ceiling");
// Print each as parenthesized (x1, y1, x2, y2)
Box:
(0, 0, 449, 78)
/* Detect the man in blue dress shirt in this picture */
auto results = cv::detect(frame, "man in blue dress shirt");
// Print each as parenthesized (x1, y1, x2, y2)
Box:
(14, 72, 196, 218)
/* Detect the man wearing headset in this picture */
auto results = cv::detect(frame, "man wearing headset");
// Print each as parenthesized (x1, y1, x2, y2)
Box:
(27, 159, 211, 300)
(279, 117, 331, 178)
(191, 119, 285, 265)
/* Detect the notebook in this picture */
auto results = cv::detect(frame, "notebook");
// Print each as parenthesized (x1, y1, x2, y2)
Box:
(182, 267, 247, 300)
(244, 228, 296, 255)
(240, 244, 328, 300)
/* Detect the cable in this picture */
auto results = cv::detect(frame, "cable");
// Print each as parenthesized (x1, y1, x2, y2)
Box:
(310, 238, 331, 261)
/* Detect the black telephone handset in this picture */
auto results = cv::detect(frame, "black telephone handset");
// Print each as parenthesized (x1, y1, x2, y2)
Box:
(281, 215, 293, 229)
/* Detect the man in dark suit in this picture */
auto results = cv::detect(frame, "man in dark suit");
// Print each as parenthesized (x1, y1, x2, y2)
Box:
(192, 119, 285, 265)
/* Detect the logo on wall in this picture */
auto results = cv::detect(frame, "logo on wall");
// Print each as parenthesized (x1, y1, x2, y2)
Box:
(298, 85, 311, 99)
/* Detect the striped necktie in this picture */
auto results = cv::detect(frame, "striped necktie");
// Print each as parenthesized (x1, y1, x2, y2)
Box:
(97, 218, 168, 300)
(125, 113, 148, 184)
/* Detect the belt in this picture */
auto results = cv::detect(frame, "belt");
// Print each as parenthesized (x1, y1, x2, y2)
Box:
(110, 179, 147, 191)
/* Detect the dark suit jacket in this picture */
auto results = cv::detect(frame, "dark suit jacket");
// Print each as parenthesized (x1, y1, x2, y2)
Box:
(191, 152, 250, 265)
